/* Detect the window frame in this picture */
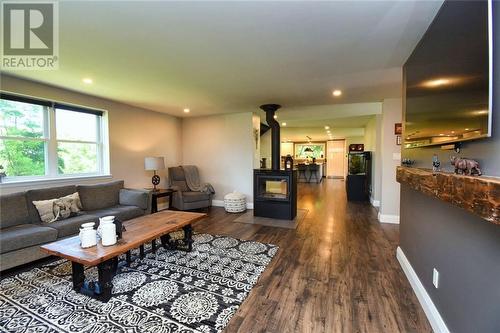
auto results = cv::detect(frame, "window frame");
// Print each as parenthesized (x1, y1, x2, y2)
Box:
(0, 92, 110, 184)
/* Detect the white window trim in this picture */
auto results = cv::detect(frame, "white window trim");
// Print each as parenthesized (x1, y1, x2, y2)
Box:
(0, 174, 113, 189)
(0, 92, 111, 184)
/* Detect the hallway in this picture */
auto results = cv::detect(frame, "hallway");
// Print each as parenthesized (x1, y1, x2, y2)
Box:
(195, 179, 431, 333)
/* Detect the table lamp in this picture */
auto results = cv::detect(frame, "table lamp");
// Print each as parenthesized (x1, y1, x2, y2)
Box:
(145, 157, 165, 191)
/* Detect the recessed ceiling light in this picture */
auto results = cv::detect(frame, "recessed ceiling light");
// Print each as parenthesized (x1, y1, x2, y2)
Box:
(465, 128, 470, 131)
(282, 122, 287, 126)
(324, 126, 330, 130)
(82, 78, 93, 84)
(422, 78, 454, 88)
(327, 130, 331, 133)
(273, 114, 278, 119)
(183, 108, 190, 113)
(332, 90, 342, 97)
(439, 133, 444, 136)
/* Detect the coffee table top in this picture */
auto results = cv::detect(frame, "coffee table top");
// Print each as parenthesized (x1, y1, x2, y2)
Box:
(40, 210, 206, 266)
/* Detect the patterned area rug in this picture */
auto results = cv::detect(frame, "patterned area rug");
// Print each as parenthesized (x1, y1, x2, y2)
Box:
(0, 234, 278, 333)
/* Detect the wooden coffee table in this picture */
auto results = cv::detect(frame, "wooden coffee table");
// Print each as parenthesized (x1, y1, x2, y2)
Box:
(40, 210, 206, 302)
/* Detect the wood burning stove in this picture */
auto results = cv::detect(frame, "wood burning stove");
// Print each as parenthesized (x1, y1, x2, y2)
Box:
(254, 169, 297, 220)
(254, 104, 298, 220)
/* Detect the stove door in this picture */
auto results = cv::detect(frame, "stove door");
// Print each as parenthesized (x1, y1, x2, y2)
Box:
(256, 175, 289, 201)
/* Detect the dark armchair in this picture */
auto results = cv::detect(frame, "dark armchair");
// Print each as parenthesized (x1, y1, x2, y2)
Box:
(168, 166, 213, 210)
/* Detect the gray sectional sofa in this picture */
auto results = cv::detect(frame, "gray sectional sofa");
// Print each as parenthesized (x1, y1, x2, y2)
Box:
(0, 180, 151, 271)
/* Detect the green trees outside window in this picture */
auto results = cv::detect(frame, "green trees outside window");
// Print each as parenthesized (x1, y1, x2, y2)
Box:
(0, 100, 46, 176)
(0, 98, 103, 179)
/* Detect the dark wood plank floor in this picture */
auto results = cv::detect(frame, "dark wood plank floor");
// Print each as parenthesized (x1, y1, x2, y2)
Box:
(194, 179, 432, 333)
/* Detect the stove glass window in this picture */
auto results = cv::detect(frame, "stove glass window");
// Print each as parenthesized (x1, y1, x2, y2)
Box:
(258, 178, 288, 200)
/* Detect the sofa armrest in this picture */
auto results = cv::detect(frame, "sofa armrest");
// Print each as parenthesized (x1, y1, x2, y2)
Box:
(169, 186, 184, 210)
(169, 186, 183, 197)
(119, 189, 152, 213)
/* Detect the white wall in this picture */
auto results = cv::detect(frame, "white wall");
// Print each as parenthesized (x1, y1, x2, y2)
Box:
(364, 115, 382, 205)
(281, 142, 294, 156)
(0, 75, 182, 195)
(260, 130, 272, 165)
(379, 98, 402, 223)
(345, 136, 364, 148)
(252, 113, 261, 169)
(181, 112, 255, 204)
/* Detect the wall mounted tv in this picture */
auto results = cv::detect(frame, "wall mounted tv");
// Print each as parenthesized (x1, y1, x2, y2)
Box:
(404, 0, 493, 148)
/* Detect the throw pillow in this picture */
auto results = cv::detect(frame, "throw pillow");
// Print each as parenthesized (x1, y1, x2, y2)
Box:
(32, 199, 57, 223)
(53, 192, 82, 220)
(33, 192, 82, 223)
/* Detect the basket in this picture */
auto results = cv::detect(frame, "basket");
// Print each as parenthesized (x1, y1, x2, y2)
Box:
(224, 191, 246, 213)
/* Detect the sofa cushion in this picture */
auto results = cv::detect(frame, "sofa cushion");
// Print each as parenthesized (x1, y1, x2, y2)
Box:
(26, 185, 77, 223)
(85, 205, 144, 222)
(182, 191, 210, 203)
(77, 180, 124, 211)
(0, 192, 30, 229)
(0, 224, 58, 254)
(119, 189, 149, 210)
(46, 214, 99, 238)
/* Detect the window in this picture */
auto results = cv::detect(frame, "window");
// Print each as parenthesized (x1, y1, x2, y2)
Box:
(56, 108, 100, 174)
(0, 99, 47, 176)
(0, 93, 108, 181)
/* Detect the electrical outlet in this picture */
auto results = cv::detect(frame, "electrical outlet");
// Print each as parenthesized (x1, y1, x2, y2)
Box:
(433, 268, 439, 288)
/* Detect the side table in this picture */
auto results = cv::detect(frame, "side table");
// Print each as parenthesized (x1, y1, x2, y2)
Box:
(147, 188, 177, 213)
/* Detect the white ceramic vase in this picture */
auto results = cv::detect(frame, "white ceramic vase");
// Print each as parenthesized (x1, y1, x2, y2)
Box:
(99, 216, 117, 246)
(79, 222, 97, 248)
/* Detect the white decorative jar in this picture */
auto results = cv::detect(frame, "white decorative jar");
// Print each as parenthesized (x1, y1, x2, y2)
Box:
(79, 222, 97, 248)
(224, 191, 247, 213)
(99, 216, 117, 246)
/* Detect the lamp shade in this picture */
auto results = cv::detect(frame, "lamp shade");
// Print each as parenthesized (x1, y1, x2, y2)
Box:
(144, 157, 165, 171)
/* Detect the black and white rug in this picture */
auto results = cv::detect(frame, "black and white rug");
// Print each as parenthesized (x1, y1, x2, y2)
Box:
(0, 234, 278, 333)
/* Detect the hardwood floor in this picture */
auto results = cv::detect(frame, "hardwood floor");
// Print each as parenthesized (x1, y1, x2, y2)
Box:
(195, 179, 432, 333)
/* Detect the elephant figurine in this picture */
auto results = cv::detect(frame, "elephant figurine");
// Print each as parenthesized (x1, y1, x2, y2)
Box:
(450, 156, 482, 176)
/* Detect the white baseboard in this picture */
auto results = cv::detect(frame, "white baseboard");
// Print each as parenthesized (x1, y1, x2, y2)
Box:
(370, 197, 380, 207)
(212, 200, 224, 207)
(378, 212, 400, 224)
(396, 247, 450, 333)
(212, 199, 253, 210)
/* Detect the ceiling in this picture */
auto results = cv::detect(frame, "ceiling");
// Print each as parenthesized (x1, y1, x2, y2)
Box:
(276, 103, 377, 141)
(281, 125, 367, 143)
(3, 0, 443, 119)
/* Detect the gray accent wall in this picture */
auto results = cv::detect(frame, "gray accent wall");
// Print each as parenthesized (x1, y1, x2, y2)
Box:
(400, 187, 500, 332)
(399, 2, 500, 332)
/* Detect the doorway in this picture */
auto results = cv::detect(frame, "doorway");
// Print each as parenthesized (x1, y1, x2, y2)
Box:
(326, 139, 346, 178)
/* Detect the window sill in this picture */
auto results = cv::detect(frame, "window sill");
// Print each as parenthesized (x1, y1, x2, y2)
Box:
(0, 174, 113, 190)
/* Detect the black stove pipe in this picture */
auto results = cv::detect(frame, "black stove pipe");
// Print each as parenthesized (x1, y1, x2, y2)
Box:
(260, 104, 281, 170)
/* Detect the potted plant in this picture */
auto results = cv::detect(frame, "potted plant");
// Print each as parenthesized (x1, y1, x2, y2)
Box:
(0, 165, 6, 183)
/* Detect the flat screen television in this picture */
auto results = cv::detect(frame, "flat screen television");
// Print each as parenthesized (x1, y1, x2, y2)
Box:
(404, 0, 493, 148)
